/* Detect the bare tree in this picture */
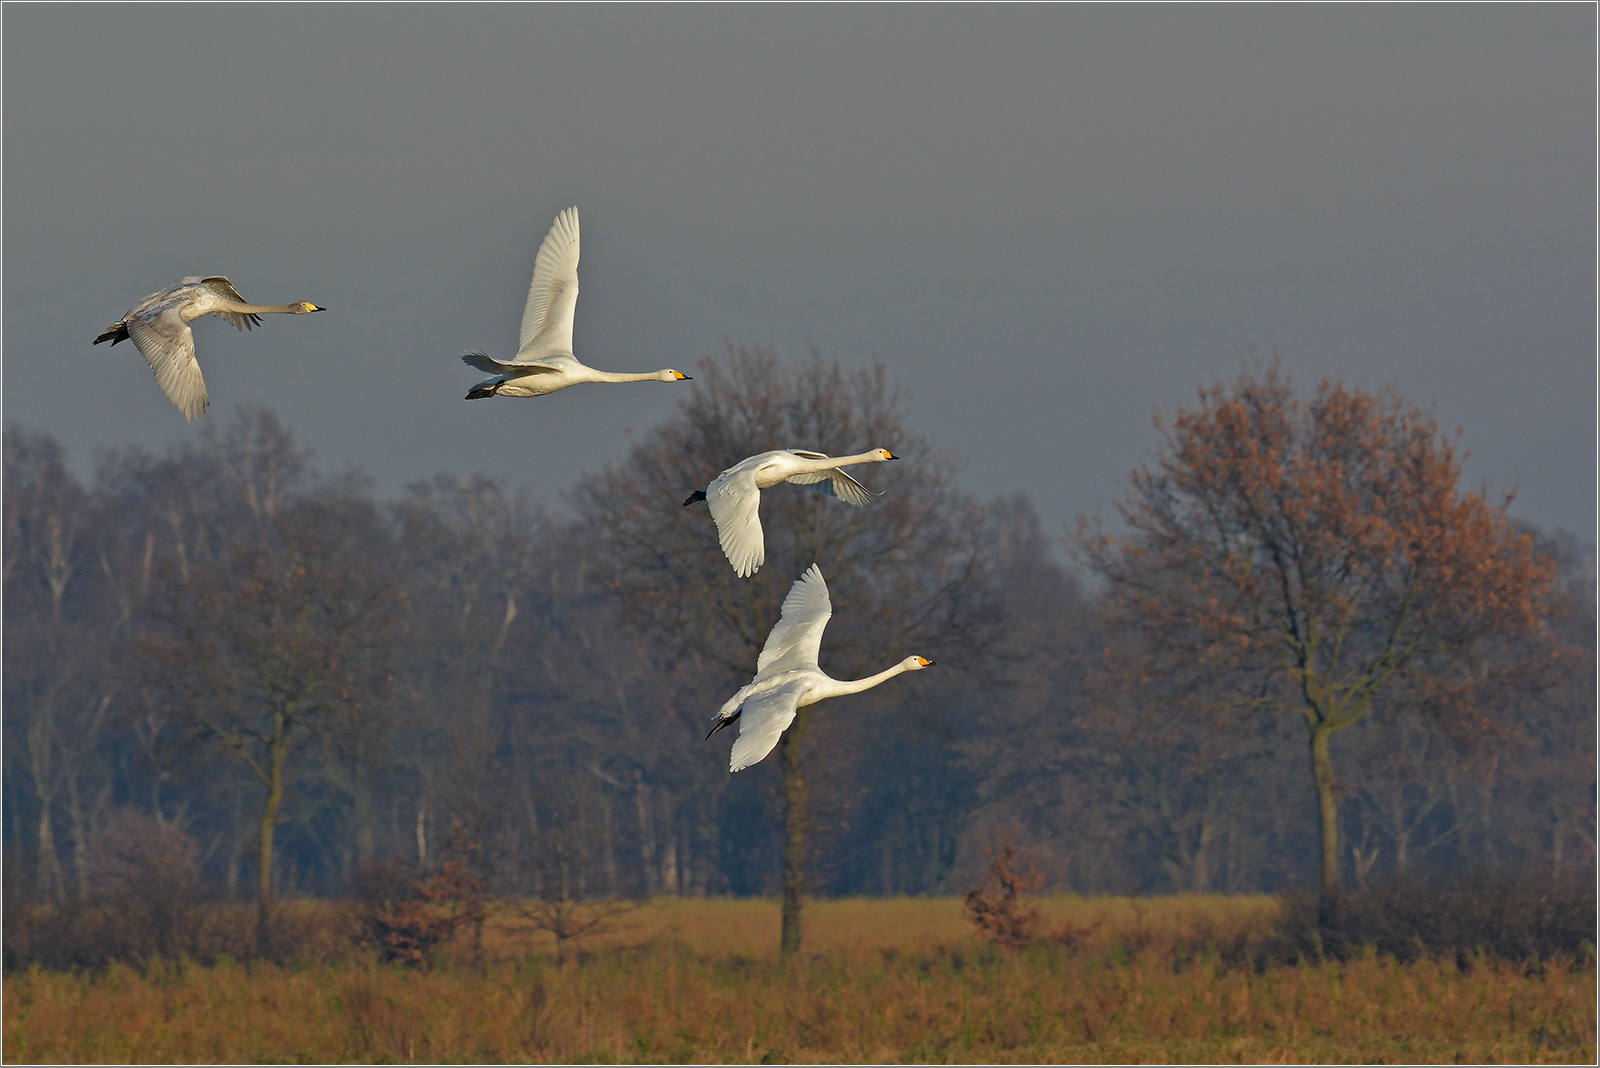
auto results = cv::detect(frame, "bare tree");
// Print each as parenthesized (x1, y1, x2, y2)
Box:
(132, 412, 399, 952)
(957, 498, 1302, 895)
(513, 781, 641, 965)
(390, 474, 539, 880)
(574, 345, 998, 952)
(3, 430, 118, 901)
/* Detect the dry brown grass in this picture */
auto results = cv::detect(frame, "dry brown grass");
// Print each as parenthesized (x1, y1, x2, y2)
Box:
(485, 893, 1279, 960)
(5, 895, 1593, 1064)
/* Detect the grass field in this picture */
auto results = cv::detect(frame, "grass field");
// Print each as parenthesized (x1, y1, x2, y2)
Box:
(5, 896, 1594, 1064)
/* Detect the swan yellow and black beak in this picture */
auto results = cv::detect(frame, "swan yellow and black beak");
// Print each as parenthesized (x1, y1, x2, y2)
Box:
(674, 371, 692, 381)
(916, 657, 934, 666)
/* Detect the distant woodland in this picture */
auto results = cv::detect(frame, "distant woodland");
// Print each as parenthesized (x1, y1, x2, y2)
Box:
(5, 348, 1593, 910)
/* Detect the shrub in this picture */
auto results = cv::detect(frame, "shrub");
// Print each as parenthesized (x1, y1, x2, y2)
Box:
(1274, 873, 1597, 966)
(963, 841, 1044, 948)
(351, 858, 487, 967)
(1, 811, 306, 971)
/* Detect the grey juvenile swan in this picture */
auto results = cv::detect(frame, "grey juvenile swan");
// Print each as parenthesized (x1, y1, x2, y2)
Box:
(94, 276, 325, 420)
(462, 206, 691, 399)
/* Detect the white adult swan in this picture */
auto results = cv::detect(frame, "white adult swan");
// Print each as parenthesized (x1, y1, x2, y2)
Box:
(463, 206, 691, 399)
(708, 564, 934, 772)
(683, 448, 896, 577)
(94, 276, 325, 421)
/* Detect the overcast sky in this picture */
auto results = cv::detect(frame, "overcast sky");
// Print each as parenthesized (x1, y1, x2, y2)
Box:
(5, 5, 1595, 541)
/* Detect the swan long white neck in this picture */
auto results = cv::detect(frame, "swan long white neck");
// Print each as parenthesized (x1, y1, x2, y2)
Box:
(588, 369, 671, 383)
(185, 298, 307, 321)
(231, 302, 307, 315)
(818, 660, 918, 699)
(792, 450, 889, 473)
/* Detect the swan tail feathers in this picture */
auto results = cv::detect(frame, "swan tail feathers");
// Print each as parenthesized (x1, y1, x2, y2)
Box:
(94, 323, 129, 346)
(461, 351, 510, 374)
(706, 708, 741, 740)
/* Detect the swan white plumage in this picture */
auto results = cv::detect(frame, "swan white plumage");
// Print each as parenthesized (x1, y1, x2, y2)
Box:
(462, 206, 692, 399)
(707, 564, 934, 772)
(683, 448, 897, 577)
(94, 277, 326, 421)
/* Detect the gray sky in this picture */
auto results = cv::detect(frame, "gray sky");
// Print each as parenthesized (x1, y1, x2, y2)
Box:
(6, 5, 1595, 540)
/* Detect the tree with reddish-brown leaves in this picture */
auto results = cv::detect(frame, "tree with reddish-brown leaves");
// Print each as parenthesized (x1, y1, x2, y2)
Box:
(1074, 361, 1556, 902)
(352, 855, 487, 968)
(963, 840, 1044, 949)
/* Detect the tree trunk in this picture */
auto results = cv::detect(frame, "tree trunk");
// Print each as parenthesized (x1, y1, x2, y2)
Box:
(64, 770, 90, 899)
(36, 801, 62, 903)
(353, 749, 375, 865)
(1308, 723, 1339, 914)
(28, 712, 63, 903)
(1192, 817, 1215, 894)
(779, 707, 811, 956)
(635, 771, 656, 897)
(225, 781, 247, 898)
(1550, 810, 1565, 884)
(256, 731, 289, 957)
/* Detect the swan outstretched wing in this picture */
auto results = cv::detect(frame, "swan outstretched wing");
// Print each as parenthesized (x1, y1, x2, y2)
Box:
(461, 352, 566, 375)
(127, 304, 208, 421)
(707, 470, 765, 578)
(778, 450, 880, 508)
(197, 276, 262, 332)
(728, 686, 803, 772)
(756, 564, 833, 676)
(786, 466, 879, 507)
(517, 206, 580, 359)
(198, 276, 246, 302)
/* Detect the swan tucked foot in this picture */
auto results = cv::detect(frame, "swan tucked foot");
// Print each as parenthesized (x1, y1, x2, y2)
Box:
(685, 449, 896, 578)
(711, 564, 935, 772)
(457, 207, 695, 400)
(465, 381, 500, 400)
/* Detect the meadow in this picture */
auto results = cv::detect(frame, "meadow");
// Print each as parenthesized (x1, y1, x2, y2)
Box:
(5, 895, 1594, 1064)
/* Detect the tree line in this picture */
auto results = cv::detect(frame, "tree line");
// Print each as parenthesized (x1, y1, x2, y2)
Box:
(5, 347, 1593, 946)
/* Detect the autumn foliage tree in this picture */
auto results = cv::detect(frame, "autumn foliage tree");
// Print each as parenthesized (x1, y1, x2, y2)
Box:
(1075, 362, 1556, 901)
(964, 841, 1044, 949)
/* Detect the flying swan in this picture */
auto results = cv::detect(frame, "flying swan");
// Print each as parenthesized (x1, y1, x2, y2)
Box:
(94, 276, 325, 421)
(707, 563, 934, 772)
(683, 448, 896, 577)
(463, 206, 691, 399)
